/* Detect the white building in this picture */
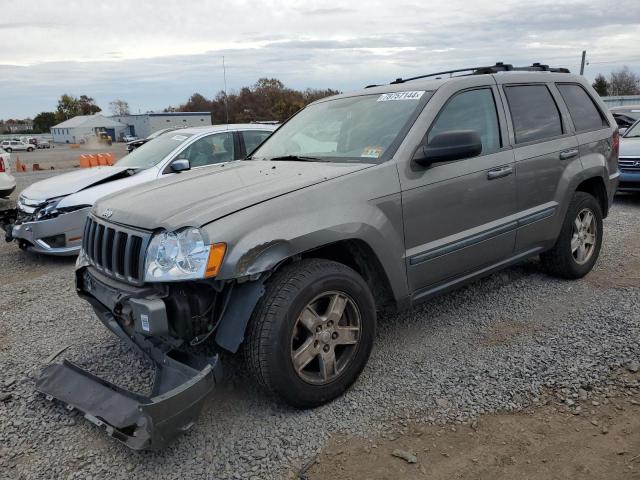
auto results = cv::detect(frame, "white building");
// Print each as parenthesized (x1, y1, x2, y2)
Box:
(110, 112, 212, 139)
(51, 115, 128, 144)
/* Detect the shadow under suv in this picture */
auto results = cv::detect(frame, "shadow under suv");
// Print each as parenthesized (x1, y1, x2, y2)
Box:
(37, 63, 619, 449)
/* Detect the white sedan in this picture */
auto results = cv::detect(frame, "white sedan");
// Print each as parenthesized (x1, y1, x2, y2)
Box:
(4, 124, 276, 255)
(0, 148, 16, 198)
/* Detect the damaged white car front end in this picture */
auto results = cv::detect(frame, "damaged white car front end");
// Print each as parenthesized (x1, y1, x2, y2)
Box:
(7, 167, 154, 255)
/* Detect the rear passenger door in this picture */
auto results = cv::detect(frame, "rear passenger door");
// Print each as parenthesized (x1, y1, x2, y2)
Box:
(555, 82, 613, 184)
(499, 83, 580, 252)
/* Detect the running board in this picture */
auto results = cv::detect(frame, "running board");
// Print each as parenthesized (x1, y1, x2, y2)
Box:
(36, 333, 222, 450)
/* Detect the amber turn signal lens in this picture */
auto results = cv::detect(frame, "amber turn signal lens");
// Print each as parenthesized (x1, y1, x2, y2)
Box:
(205, 243, 226, 278)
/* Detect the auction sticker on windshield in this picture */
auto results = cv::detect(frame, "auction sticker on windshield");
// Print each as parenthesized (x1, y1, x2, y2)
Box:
(377, 91, 425, 102)
(361, 146, 384, 158)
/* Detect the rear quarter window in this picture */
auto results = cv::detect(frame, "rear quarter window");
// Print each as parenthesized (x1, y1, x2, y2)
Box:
(556, 83, 608, 132)
(504, 85, 563, 144)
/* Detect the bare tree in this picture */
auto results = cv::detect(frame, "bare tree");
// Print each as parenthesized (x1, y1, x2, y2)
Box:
(608, 66, 640, 96)
(109, 99, 130, 116)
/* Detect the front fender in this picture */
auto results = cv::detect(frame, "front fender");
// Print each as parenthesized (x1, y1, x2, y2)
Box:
(203, 161, 408, 302)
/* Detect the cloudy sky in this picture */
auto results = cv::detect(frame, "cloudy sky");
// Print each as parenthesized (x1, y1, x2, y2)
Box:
(1, 0, 639, 119)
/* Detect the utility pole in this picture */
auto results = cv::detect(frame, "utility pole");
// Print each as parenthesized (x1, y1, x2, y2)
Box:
(222, 56, 229, 126)
(580, 50, 586, 75)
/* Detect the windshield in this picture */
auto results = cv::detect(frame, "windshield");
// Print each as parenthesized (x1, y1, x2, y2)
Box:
(116, 132, 194, 168)
(251, 91, 431, 162)
(623, 120, 640, 138)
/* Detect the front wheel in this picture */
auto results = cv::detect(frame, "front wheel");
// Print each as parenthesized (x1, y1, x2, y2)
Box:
(541, 191, 603, 279)
(244, 259, 376, 408)
(27, 147, 34, 152)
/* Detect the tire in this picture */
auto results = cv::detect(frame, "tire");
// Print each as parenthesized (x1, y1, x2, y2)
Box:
(244, 259, 376, 408)
(541, 191, 603, 279)
(5, 148, 11, 153)
(27, 147, 34, 152)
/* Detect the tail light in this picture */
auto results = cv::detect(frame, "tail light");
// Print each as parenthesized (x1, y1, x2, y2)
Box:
(0, 157, 5, 173)
(612, 130, 620, 157)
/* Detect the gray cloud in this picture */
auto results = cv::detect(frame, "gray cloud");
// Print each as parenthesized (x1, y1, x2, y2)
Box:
(0, 0, 638, 118)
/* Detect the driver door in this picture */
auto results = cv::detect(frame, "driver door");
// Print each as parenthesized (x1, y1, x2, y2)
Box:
(400, 86, 517, 297)
(176, 132, 237, 169)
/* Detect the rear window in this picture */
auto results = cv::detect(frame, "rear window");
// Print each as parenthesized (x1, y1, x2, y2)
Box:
(556, 84, 608, 132)
(504, 85, 563, 144)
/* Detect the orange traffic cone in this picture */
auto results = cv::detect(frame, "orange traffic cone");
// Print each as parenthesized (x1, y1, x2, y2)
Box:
(79, 154, 91, 168)
(15, 156, 27, 172)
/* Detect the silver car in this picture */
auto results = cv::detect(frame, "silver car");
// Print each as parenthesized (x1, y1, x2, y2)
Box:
(618, 119, 640, 192)
(3, 124, 276, 255)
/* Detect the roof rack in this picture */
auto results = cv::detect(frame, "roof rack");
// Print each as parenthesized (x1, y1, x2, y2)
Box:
(365, 62, 571, 87)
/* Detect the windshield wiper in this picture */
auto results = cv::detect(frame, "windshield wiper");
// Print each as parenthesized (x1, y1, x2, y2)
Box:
(268, 155, 322, 162)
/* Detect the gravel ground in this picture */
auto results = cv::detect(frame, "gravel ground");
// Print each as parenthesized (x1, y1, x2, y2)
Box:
(0, 171, 639, 479)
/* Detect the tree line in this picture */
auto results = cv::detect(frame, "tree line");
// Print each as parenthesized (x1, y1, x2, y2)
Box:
(592, 66, 640, 96)
(166, 78, 340, 123)
(10, 69, 640, 135)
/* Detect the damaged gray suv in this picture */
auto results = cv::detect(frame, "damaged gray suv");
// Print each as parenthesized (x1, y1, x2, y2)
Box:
(37, 63, 620, 449)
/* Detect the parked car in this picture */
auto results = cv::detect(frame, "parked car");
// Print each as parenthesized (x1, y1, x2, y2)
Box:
(36, 63, 619, 450)
(36, 139, 51, 149)
(0, 124, 277, 255)
(122, 134, 139, 143)
(126, 127, 187, 152)
(618, 119, 640, 193)
(610, 105, 640, 135)
(0, 140, 34, 152)
(0, 148, 16, 198)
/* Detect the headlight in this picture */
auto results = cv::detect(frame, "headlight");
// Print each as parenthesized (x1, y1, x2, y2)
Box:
(35, 197, 63, 220)
(144, 227, 226, 282)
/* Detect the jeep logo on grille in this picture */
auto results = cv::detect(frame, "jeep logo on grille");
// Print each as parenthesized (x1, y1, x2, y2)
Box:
(101, 208, 113, 219)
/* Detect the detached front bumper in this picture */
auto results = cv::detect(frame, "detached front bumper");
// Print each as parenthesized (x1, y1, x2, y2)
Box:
(4, 206, 89, 256)
(35, 266, 223, 450)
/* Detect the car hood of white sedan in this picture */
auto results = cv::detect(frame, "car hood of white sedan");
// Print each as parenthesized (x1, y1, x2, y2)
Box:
(21, 166, 140, 202)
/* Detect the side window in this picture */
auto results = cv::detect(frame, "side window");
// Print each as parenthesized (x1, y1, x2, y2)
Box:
(242, 130, 272, 154)
(428, 88, 501, 155)
(180, 132, 235, 167)
(556, 84, 608, 132)
(504, 85, 563, 143)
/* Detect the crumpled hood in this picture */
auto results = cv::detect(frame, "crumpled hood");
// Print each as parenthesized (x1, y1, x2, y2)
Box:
(21, 166, 134, 201)
(94, 160, 373, 230)
(620, 137, 640, 157)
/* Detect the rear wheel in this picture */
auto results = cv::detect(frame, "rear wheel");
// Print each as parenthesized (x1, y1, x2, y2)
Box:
(5, 148, 11, 153)
(27, 147, 34, 152)
(541, 191, 603, 279)
(244, 259, 376, 408)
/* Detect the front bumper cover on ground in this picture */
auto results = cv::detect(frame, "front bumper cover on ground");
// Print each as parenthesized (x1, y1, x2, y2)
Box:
(35, 296, 223, 450)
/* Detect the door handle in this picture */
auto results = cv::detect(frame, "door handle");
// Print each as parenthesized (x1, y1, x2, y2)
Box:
(559, 149, 579, 160)
(487, 165, 513, 180)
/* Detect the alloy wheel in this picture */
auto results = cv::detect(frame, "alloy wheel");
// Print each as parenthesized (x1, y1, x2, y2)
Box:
(290, 291, 361, 385)
(571, 207, 597, 264)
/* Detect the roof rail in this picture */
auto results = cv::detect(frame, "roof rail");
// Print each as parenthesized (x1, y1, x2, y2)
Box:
(380, 62, 571, 86)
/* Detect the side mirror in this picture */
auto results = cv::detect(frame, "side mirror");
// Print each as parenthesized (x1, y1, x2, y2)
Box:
(171, 158, 190, 173)
(413, 130, 483, 166)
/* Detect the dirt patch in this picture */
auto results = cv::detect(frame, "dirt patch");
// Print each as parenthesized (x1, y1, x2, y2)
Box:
(479, 318, 541, 347)
(307, 372, 640, 480)
(587, 232, 640, 289)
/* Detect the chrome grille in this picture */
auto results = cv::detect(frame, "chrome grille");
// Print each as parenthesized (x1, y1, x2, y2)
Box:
(619, 157, 640, 172)
(82, 215, 151, 285)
